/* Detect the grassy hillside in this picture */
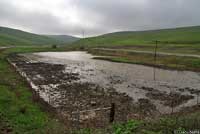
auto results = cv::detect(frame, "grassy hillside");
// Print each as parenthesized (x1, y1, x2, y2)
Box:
(46, 35, 79, 44)
(73, 25, 200, 72)
(0, 26, 78, 46)
(74, 26, 200, 47)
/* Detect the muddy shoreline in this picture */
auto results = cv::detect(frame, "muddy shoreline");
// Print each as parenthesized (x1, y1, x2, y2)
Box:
(7, 52, 200, 128)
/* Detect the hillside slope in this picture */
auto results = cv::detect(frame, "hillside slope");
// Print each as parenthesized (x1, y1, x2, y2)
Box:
(0, 26, 78, 46)
(46, 35, 79, 44)
(74, 26, 200, 47)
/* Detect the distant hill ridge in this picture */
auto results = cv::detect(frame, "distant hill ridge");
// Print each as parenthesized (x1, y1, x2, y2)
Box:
(0, 26, 79, 46)
(45, 35, 78, 44)
(74, 25, 200, 46)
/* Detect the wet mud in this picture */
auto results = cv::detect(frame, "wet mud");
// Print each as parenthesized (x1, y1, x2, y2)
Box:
(8, 51, 200, 128)
(145, 88, 194, 107)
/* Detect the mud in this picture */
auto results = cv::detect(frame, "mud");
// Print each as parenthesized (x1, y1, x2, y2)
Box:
(145, 89, 194, 107)
(8, 51, 200, 128)
(179, 87, 200, 95)
(8, 54, 152, 128)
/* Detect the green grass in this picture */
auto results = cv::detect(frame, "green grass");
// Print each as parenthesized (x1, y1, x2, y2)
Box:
(91, 49, 200, 72)
(73, 25, 200, 72)
(73, 26, 200, 55)
(73, 112, 200, 134)
(0, 26, 79, 46)
(46, 35, 79, 44)
(75, 26, 200, 46)
(0, 47, 68, 133)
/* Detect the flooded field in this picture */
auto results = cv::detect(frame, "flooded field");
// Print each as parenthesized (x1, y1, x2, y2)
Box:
(9, 51, 200, 127)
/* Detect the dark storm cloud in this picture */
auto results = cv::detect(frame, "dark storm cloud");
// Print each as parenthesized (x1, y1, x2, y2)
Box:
(0, 0, 200, 37)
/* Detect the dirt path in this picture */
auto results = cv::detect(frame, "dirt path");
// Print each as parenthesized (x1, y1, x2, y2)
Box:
(0, 47, 9, 49)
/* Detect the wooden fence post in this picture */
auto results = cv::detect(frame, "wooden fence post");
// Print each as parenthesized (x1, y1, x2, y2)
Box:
(109, 103, 115, 123)
(153, 40, 158, 81)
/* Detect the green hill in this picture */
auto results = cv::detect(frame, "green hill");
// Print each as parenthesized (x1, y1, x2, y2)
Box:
(45, 35, 79, 44)
(0, 26, 78, 46)
(74, 26, 200, 47)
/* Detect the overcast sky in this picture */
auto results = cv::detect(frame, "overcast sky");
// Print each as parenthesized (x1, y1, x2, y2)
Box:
(0, 0, 200, 37)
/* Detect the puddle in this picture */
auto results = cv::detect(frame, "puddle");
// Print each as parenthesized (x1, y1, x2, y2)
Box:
(10, 51, 200, 121)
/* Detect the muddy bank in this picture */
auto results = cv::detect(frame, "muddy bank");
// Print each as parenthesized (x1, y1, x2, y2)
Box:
(144, 87, 194, 107)
(8, 52, 200, 128)
(8, 54, 159, 128)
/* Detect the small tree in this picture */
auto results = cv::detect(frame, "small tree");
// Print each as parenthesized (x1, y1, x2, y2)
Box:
(80, 46, 85, 50)
(52, 44, 57, 49)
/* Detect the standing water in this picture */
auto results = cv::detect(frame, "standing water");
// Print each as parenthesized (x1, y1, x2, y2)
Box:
(21, 51, 200, 114)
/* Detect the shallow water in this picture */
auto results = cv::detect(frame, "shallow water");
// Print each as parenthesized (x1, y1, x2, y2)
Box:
(24, 51, 200, 114)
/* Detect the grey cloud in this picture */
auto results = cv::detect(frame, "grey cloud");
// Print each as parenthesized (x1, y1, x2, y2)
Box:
(0, 0, 87, 35)
(0, 0, 200, 37)
(75, 0, 200, 31)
